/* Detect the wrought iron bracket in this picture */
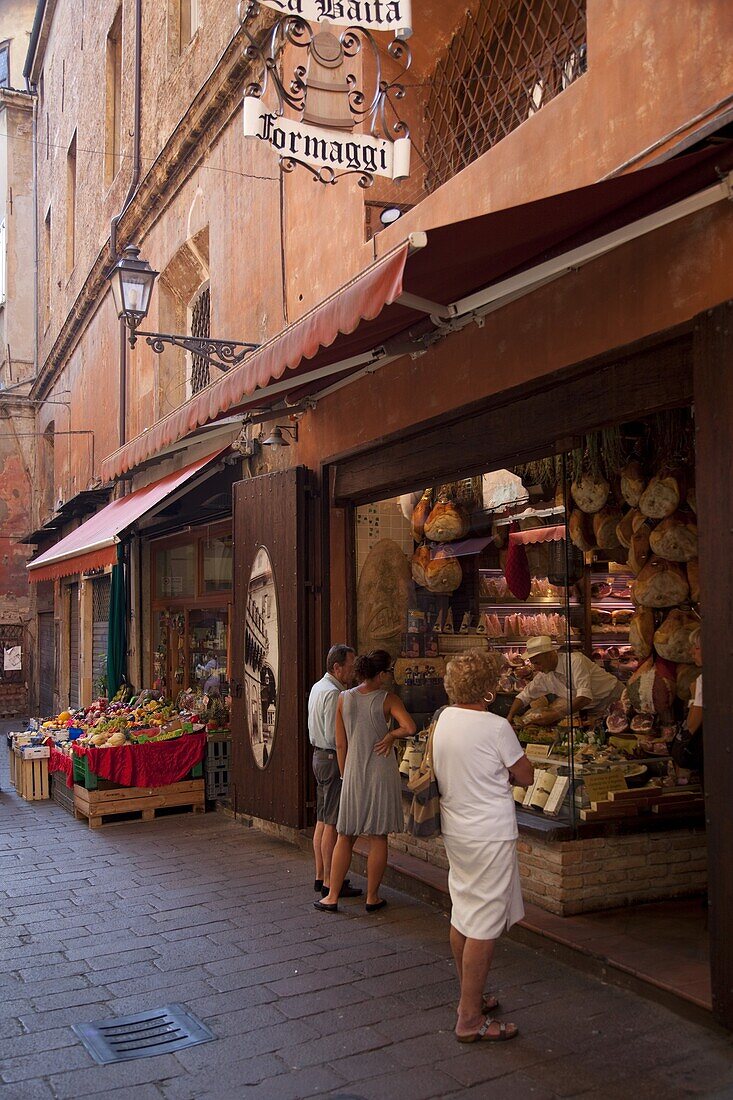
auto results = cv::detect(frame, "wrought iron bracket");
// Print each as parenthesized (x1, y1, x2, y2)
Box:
(130, 330, 260, 372)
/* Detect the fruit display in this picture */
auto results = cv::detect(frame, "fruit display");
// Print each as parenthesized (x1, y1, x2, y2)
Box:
(37, 689, 229, 756)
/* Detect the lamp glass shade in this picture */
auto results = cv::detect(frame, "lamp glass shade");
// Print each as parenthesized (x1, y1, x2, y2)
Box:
(109, 247, 158, 325)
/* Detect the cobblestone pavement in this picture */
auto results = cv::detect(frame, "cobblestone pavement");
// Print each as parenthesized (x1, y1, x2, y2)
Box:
(2, 742, 733, 1100)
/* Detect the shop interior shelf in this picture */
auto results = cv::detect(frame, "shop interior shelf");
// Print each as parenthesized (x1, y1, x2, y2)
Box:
(479, 599, 580, 608)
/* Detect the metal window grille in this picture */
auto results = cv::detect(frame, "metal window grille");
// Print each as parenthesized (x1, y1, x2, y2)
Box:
(190, 285, 210, 395)
(92, 575, 111, 623)
(423, 0, 587, 195)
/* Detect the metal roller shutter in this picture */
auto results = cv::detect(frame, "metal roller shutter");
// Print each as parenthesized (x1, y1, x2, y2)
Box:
(69, 584, 79, 709)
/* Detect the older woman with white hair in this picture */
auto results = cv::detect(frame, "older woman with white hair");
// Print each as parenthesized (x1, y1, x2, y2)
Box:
(431, 649, 534, 1044)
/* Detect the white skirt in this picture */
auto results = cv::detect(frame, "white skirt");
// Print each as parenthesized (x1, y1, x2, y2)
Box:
(442, 836, 525, 940)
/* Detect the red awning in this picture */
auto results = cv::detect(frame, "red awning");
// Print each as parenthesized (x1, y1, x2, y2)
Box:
(28, 449, 225, 582)
(101, 143, 733, 483)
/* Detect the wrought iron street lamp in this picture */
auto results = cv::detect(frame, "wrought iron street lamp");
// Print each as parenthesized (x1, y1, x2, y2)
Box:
(109, 244, 260, 373)
(109, 246, 158, 341)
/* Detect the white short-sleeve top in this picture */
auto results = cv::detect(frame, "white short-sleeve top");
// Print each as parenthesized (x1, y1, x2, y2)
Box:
(431, 707, 525, 841)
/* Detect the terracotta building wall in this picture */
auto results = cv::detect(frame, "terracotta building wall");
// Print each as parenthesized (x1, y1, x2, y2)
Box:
(30, 0, 733, 495)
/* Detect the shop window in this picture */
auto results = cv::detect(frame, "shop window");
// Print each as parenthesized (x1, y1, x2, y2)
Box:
(0, 41, 9, 89)
(151, 523, 233, 702)
(203, 532, 232, 594)
(354, 407, 700, 831)
(423, 0, 587, 196)
(189, 609, 228, 696)
(155, 543, 196, 599)
(105, 9, 123, 186)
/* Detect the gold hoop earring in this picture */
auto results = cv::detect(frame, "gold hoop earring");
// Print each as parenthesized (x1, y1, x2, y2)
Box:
(483, 692, 495, 707)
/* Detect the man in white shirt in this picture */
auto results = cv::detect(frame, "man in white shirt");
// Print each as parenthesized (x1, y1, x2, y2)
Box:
(507, 636, 623, 727)
(308, 644, 362, 899)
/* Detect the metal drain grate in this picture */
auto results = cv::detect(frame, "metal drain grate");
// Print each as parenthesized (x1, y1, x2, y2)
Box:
(72, 1004, 214, 1064)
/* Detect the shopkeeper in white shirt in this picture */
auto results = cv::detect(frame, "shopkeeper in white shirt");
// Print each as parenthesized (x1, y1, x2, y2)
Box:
(507, 635, 623, 727)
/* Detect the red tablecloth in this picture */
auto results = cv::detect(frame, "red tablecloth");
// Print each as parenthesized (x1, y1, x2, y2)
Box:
(48, 747, 74, 787)
(72, 732, 206, 789)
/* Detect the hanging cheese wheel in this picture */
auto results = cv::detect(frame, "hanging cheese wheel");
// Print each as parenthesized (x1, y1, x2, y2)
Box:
(593, 507, 623, 550)
(629, 607, 654, 659)
(648, 512, 698, 562)
(632, 557, 689, 608)
(571, 473, 610, 514)
(569, 509, 594, 552)
(629, 521, 652, 575)
(620, 460, 646, 508)
(653, 609, 699, 664)
(639, 473, 682, 519)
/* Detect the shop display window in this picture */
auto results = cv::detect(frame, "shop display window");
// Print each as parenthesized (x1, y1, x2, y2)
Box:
(203, 533, 233, 594)
(155, 543, 196, 599)
(150, 523, 232, 703)
(189, 609, 229, 697)
(354, 409, 701, 832)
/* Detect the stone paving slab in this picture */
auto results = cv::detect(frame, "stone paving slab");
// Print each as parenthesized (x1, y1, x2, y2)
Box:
(1, 729, 733, 1099)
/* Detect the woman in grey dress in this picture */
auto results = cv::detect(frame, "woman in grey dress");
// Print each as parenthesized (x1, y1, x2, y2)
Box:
(315, 650, 416, 914)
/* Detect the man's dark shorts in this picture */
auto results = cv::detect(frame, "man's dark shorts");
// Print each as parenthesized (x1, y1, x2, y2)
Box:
(313, 748, 341, 826)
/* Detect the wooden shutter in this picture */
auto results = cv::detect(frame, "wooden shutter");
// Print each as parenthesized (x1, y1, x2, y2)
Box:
(230, 467, 315, 828)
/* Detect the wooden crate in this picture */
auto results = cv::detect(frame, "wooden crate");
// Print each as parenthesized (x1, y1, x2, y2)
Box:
(50, 772, 76, 816)
(14, 753, 50, 801)
(73, 779, 205, 829)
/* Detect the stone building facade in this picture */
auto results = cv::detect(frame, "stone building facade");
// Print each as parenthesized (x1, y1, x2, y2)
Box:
(0, 0, 35, 717)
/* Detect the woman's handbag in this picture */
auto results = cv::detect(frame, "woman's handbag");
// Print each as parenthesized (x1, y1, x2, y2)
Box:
(406, 708, 445, 838)
(669, 721, 704, 774)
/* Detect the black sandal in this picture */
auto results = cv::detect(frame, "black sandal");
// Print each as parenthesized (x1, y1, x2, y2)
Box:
(365, 900, 387, 913)
(313, 900, 339, 913)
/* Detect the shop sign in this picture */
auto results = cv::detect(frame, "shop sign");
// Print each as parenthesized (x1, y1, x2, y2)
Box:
(255, 0, 412, 38)
(243, 98, 411, 182)
(239, 0, 412, 187)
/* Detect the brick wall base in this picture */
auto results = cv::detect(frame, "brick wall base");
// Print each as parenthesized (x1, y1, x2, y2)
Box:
(389, 798, 707, 916)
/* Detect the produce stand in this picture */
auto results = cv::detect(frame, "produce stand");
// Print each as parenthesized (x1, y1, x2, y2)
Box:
(73, 778, 205, 829)
(14, 686, 227, 829)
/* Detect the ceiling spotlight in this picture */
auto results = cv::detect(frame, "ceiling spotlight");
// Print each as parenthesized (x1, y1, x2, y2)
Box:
(380, 206, 403, 226)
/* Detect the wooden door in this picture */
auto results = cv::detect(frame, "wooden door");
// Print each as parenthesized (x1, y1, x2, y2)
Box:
(38, 613, 54, 717)
(230, 467, 315, 829)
